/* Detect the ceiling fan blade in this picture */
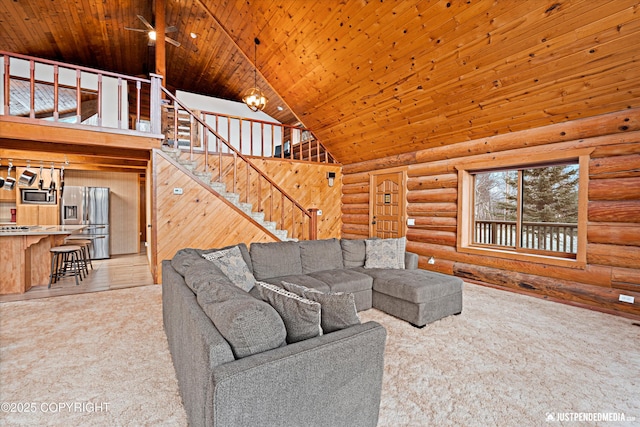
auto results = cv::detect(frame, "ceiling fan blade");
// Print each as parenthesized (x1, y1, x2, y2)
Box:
(165, 26, 178, 33)
(124, 27, 147, 33)
(137, 15, 154, 30)
(166, 37, 181, 47)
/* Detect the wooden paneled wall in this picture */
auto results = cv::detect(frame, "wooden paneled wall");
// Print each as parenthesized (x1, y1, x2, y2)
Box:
(341, 108, 640, 318)
(152, 152, 343, 282)
(152, 151, 280, 282)
(249, 158, 342, 240)
(188, 154, 343, 240)
(65, 170, 140, 255)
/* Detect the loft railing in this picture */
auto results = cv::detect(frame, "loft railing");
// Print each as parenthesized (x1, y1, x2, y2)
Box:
(0, 51, 162, 134)
(198, 110, 336, 163)
(162, 88, 318, 240)
(162, 105, 336, 164)
(475, 219, 578, 254)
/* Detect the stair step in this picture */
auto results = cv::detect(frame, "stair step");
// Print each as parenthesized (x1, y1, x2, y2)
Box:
(223, 192, 240, 205)
(251, 212, 265, 222)
(161, 146, 181, 158)
(263, 221, 277, 232)
(193, 171, 212, 184)
(210, 182, 226, 193)
(177, 160, 197, 171)
(273, 229, 288, 240)
(238, 202, 253, 215)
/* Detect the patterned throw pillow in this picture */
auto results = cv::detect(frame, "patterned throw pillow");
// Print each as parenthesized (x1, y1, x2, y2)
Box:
(281, 281, 361, 334)
(202, 245, 256, 292)
(364, 237, 406, 269)
(255, 282, 322, 344)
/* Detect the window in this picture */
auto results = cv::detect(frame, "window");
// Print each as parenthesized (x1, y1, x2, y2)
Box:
(456, 148, 592, 268)
(473, 163, 578, 257)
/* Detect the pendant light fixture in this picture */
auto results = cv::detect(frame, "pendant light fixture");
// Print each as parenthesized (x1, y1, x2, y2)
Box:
(243, 37, 268, 112)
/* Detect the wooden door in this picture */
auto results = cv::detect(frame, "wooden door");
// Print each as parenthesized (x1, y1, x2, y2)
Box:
(369, 170, 406, 238)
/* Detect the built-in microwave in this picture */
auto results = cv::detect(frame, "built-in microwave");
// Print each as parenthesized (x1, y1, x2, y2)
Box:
(21, 189, 57, 204)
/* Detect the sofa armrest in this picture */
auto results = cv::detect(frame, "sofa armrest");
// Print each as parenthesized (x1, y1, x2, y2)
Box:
(405, 251, 419, 269)
(162, 260, 235, 427)
(208, 321, 387, 427)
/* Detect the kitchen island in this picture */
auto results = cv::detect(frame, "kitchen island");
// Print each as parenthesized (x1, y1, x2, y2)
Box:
(0, 225, 87, 295)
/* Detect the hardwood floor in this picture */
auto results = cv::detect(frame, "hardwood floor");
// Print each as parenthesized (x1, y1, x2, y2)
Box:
(0, 251, 155, 303)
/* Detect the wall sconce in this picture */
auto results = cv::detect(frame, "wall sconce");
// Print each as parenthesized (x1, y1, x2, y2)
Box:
(327, 172, 336, 187)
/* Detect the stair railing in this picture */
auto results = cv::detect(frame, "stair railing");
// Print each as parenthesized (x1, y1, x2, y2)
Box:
(161, 87, 318, 240)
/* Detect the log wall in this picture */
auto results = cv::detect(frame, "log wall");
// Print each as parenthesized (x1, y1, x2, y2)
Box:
(341, 108, 640, 318)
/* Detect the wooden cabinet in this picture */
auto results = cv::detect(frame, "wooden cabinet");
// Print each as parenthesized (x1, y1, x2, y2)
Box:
(0, 188, 16, 202)
(17, 205, 59, 225)
(15, 167, 60, 225)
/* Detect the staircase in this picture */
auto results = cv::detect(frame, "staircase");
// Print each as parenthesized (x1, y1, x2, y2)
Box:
(160, 145, 293, 241)
(162, 105, 199, 149)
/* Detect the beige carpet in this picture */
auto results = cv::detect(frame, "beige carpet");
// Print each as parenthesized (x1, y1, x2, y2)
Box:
(1, 284, 638, 426)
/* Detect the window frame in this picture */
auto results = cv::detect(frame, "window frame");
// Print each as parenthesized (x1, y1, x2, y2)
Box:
(456, 148, 593, 269)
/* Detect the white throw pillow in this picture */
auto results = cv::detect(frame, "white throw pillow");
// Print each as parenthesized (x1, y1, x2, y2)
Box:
(364, 237, 406, 269)
(202, 246, 256, 292)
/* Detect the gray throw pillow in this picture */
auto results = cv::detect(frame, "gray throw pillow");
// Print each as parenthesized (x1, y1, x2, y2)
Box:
(202, 245, 256, 292)
(255, 281, 322, 344)
(281, 281, 361, 334)
(364, 237, 406, 269)
(341, 239, 366, 268)
(196, 285, 286, 359)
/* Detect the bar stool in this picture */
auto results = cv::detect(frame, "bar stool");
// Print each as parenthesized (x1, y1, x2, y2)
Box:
(64, 238, 93, 275)
(65, 235, 96, 269)
(48, 245, 84, 288)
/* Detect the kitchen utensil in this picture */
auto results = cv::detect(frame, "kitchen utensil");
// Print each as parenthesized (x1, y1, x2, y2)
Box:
(48, 164, 56, 191)
(18, 161, 37, 186)
(3, 162, 16, 190)
(38, 164, 44, 190)
(60, 166, 65, 197)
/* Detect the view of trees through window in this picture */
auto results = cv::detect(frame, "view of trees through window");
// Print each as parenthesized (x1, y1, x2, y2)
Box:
(473, 163, 579, 255)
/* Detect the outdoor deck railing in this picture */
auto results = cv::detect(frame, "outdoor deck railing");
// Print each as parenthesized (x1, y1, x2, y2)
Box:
(475, 219, 578, 254)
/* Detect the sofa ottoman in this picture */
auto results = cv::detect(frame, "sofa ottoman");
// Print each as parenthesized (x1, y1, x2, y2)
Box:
(363, 268, 463, 327)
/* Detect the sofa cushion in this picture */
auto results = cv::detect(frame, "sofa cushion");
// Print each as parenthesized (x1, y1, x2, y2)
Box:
(255, 281, 322, 344)
(195, 278, 286, 359)
(250, 241, 303, 280)
(282, 281, 361, 334)
(171, 248, 212, 279)
(298, 238, 344, 273)
(182, 258, 230, 295)
(202, 245, 256, 292)
(341, 239, 366, 268)
(364, 237, 406, 269)
(259, 274, 331, 293)
(367, 269, 463, 303)
(307, 269, 373, 294)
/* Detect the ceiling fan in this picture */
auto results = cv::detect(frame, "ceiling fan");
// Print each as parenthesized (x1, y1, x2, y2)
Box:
(125, 15, 181, 47)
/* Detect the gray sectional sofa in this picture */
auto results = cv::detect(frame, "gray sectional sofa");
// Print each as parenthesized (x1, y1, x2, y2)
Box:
(162, 237, 463, 427)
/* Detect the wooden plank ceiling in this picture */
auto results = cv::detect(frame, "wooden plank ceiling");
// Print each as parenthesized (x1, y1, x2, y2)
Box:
(1, 0, 639, 165)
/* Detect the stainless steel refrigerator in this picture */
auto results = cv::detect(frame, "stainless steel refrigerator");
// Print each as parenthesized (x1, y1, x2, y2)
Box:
(61, 186, 110, 259)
